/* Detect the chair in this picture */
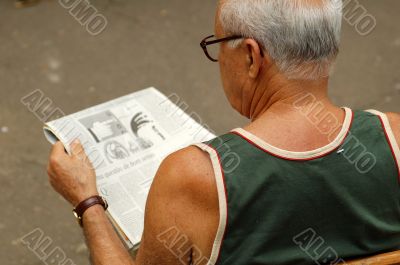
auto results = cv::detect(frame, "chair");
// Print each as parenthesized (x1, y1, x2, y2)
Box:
(345, 250, 400, 265)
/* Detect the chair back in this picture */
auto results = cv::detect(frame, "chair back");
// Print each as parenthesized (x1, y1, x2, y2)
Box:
(345, 250, 400, 265)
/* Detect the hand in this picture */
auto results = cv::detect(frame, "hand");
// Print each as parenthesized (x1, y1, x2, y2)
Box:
(47, 140, 98, 206)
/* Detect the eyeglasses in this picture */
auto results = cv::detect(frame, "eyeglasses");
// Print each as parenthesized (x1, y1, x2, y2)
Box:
(200, 34, 243, 62)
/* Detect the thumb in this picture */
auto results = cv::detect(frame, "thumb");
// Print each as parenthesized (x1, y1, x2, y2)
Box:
(70, 139, 86, 158)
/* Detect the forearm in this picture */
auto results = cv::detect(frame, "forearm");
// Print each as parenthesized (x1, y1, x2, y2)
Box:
(82, 205, 136, 265)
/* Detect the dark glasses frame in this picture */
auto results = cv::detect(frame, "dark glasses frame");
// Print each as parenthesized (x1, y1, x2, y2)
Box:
(200, 34, 243, 62)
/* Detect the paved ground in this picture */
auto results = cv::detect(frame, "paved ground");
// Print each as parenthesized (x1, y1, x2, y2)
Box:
(0, 0, 399, 264)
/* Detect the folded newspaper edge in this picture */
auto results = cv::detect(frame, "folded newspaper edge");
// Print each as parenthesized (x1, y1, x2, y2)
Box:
(42, 87, 216, 249)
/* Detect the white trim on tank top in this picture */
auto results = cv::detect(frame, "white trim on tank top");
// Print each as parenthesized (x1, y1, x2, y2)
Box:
(231, 107, 353, 160)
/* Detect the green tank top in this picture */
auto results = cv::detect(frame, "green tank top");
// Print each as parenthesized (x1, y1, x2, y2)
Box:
(195, 109, 400, 265)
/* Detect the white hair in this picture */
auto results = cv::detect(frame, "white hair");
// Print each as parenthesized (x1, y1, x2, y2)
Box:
(219, 0, 343, 80)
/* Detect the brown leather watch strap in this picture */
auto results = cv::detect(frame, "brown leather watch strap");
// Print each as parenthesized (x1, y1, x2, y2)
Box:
(72, 195, 108, 226)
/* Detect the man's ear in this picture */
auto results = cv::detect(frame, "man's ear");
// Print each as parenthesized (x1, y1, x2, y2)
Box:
(244, 39, 263, 79)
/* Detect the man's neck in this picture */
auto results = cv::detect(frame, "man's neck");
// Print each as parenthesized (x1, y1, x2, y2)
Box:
(247, 70, 332, 121)
(242, 70, 347, 152)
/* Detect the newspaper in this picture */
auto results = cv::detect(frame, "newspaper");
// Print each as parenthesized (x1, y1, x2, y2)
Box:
(43, 87, 215, 249)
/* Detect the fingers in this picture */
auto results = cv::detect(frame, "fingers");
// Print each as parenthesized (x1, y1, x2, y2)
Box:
(71, 139, 83, 154)
(70, 139, 88, 160)
(48, 140, 91, 170)
(50, 141, 68, 161)
(48, 141, 68, 174)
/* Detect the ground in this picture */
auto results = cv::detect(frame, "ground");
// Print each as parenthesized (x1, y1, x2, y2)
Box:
(0, 0, 399, 264)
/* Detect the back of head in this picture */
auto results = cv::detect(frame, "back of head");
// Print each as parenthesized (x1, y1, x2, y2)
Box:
(219, 0, 343, 80)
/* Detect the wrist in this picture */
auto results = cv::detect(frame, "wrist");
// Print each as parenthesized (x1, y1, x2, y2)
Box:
(72, 195, 108, 227)
(82, 204, 105, 219)
(81, 204, 108, 228)
(73, 192, 99, 207)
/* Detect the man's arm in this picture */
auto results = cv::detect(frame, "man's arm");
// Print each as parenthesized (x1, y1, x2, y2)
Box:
(135, 146, 219, 265)
(47, 142, 218, 265)
(387, 112, 400, 145)
(82, 205, 135, 264)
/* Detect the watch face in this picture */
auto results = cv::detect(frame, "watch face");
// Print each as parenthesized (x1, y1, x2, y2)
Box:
(72, 210, 83, 226)
(101, 196, 108, 210)
(72, 210, 79, 219)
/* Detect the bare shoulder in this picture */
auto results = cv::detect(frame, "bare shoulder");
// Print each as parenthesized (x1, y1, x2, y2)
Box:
(155, 146, 217, 198)
(386, 112, 400, 143)
(146, 145, 219, 227)
(136, 146, 219, 264)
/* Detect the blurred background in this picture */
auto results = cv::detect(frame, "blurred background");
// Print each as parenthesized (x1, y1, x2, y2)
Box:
(0, 0, 399, 264)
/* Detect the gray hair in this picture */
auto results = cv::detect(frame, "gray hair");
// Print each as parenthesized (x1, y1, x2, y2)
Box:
(219, 0, 343, 80)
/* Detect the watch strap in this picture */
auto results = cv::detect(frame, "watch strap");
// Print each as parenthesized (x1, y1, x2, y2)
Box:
(73, 195, 108, 226)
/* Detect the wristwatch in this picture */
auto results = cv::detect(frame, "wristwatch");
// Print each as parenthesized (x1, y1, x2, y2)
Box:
(72, 195, 108, 226)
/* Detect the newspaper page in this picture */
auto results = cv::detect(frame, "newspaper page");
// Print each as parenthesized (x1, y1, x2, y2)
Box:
(43, 87, 215, 248)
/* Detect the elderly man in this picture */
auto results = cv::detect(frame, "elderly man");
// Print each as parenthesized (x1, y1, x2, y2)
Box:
(47, 0, 400, 264)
